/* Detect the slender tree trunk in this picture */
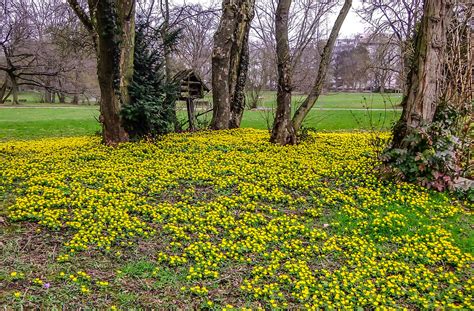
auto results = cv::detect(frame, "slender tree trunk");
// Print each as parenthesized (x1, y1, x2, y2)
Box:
(95, 0, 135, 144)
(391, 0, 452, 148)
(186, 98, 197, 131)
(291, 0, 352, 133)
(0, 79, 7, 103)
(270, 0, 296, 145)
(211, 0, 255, 130)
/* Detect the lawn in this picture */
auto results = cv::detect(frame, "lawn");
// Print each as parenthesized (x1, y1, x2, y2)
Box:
(0, 129, 472, 309)
(0, 105, 400, 140)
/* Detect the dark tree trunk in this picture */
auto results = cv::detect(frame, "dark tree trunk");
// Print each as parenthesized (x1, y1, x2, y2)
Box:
(291, 0, 352, 133)
(68, 0, 135, 144)
(0, 79, 8, 103)
(391, 0, 452, 148)
(95, 0, 135, 144)
(58, 92, 66, 103)
(270, 0, 296, 145)
(8, 73, 19, 105)
(72, 95, 79, 105)
(229, 30, 250, 128)
(211, 0, 255, 130)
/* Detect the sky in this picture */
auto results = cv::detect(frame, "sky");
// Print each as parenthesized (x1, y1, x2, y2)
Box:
(178, 0, 369, 37)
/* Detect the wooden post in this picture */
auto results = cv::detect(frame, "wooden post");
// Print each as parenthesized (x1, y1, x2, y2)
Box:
(186, 98, 197, 131)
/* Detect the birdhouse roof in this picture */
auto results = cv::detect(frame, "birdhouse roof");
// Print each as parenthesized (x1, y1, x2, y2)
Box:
(172, 69, 210, 92)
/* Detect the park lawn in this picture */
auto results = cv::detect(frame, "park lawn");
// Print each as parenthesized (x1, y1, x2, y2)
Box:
(0, 106, 400, 140)
(250, 91, 403, 109)
(0, 107, 101, 140)
(0, 129, 472, 309)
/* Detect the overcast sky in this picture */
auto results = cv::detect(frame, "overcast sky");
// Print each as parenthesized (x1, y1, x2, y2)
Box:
(178, 0, 368, 37)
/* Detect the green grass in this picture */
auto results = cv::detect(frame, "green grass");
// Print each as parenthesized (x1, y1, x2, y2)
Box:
(253, 91, 403, 109)
(0, 107, 100, 140)
(0, 98, 401, 140)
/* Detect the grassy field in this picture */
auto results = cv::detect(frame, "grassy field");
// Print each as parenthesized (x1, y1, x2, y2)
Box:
(1, 130, 472, 309)
(252, 91, 402, 109)
(0, 91, 401, 140)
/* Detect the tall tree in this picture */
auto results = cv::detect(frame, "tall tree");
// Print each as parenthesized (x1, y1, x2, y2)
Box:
(291, 0, 352, 133)
(381, 0, 474, 190)
(211, 0, 255, 130)
(391, 0, 452, 148)
(270, 0, 295, 144)
(68, 0, 135, 144)
(270, 0, 352, 144)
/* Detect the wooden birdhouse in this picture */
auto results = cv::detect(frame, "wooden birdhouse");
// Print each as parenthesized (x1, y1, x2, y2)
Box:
(173, 69, 210, 100)
(173, 70, 210, 131)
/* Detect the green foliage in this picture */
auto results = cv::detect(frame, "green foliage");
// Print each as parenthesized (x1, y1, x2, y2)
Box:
(382, 104, 468, 191)
(121, 21, 179, 138)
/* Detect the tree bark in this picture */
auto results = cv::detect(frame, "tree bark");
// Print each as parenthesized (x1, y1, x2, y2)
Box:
(95, 0, 135, 144)
(270, 0, 296, 145)
(8, 73, 19, 105)
(229, 29, 251, 128)
(186, 98, 197, 131)
(291, 0, 352, 133)
(211, 0, 255, 130)
(68, 0, 134, 144)
(391, 0, 452, 148)
(0, 79, 8, 103)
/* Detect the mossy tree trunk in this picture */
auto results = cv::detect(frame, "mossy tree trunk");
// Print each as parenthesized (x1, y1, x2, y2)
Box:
(211, 0, 255, 130)
(68, 0, 135, 145)
(391, 0, 452, 148)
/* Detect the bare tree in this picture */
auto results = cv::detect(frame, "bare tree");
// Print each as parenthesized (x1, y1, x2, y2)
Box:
(251, 0, 338, 92)
(0, 0, 64, 104)
(270, 0, 295, 144)
(173, 5, 218, 85)
(358, 0, 424, 93)
(291, 0, 352, 133)
(211, 0, 255, 129)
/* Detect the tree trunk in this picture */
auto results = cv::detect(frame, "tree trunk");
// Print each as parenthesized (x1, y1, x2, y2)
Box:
(72, 95, 79, 105)
(270, 0, 296, 145)
(211, 0, 255, 130)
(0, 79, 8, 103)
(291, 0, 352, 133)
(229, 30, 251, 128)
(186, 98, 197, 131)
(391, 0, 452, 148)
(58, 92, 66, 103)
(43, 90, 52, 103)
(8, 73, 19, 105)
(95, 0, 135, 144)
(68, 0, 135, 144)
